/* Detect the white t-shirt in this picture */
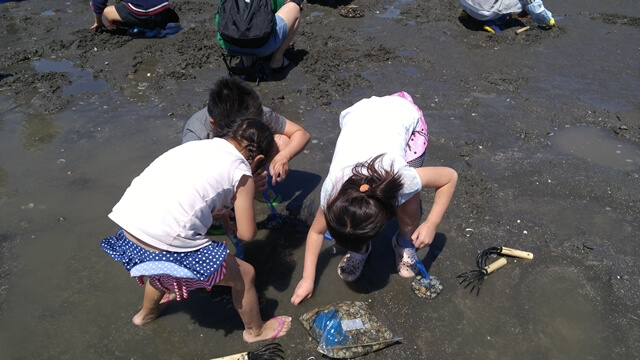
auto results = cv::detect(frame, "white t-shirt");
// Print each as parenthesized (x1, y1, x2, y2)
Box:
(320, 95, 423, 210)
(109, 138, 252, 252)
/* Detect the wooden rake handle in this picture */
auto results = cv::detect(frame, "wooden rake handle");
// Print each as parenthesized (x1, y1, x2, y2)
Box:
(210, 353, 250, 360)
(210, 343, 283, 360)
(484, 257, 507, 274)
(499, 247, 534, 260)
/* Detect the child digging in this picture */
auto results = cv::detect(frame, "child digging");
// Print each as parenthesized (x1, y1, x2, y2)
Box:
(101, 118, 291, 342)
(291, 92, 458, 305)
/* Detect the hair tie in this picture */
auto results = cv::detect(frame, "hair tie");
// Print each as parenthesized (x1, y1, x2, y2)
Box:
(359, 184, 370, 192)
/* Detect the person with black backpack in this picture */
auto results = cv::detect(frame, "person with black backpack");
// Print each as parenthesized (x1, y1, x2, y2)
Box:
(216, 0, 302, 73)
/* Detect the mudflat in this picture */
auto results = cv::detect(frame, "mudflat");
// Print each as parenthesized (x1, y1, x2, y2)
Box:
(0, 0, 639, 359)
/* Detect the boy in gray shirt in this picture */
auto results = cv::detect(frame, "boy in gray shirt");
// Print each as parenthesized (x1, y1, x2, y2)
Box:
(182, 77, 310, 190)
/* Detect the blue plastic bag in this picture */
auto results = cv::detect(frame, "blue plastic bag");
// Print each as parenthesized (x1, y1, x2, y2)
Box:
(300, 301, 401, 358)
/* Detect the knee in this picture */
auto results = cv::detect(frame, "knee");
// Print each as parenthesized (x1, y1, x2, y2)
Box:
(277, 3, 301, 24)
(222, 258, 255, 288)
(239, 262, 256, 285)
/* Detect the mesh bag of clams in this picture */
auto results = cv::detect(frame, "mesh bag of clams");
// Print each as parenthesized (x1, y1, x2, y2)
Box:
(299, 301, 401, 358)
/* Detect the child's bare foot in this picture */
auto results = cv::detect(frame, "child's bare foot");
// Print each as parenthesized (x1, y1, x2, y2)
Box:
(243, 316, 292, 343)
(132, 308, 160, 326)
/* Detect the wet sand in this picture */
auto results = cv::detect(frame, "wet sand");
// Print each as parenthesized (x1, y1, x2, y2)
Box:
(1, 0, 639, 358)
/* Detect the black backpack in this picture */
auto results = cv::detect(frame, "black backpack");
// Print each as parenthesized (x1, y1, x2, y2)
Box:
(217, 0, 274, 49)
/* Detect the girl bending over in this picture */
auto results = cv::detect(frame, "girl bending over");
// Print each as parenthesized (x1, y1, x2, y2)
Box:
(102, 118, 291, 342)
(291, 92, 457, 305)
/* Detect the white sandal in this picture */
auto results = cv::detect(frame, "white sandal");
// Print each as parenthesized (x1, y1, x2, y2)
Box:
(337, 243, 371, 281)
(392, 233, 419, 278)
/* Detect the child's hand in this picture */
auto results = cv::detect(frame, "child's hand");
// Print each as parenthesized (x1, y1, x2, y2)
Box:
(212, 210, 236, 235)
(91, 22, 105, 30)
(253, 170, 269, 193)
(269, 153, 290, 185)
(91, 14, 105, 30)
(291, 278, 314, 305)
(411, 221, 436, 249)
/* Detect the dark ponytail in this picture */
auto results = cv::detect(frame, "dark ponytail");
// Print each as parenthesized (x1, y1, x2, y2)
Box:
(325, 154, 403, 252)
(228, 118, 276, 171)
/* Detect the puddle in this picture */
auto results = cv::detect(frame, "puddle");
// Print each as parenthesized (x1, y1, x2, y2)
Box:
(41, 9, 59, 16)
(21, 113, 63, 153)
(376, 0, 414, 18)
(309, 11, 323, 18)
(122, 56, 160, 105)
(399, 66, 421, 77)
(422, 79, 458, 91)
(551, 125, 640, 171)
(361, 69, 382, 81)
(376, 6, 401, 19)
(32, 59, 108, 96)
(471, 92, 516, 112)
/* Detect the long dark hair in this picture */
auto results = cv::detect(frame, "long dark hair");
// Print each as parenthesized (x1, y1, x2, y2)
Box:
(227, 118, 276, 171)
(325, 154, 403, 252)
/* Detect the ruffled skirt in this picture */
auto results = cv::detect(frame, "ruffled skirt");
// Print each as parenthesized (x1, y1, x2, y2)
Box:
(101, 230, 229, 300)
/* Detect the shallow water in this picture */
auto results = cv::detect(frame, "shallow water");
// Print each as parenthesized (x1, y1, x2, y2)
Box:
(33, 59, 109, 96)
(1, 0, 640, 359)
(551, 125, 640, 170)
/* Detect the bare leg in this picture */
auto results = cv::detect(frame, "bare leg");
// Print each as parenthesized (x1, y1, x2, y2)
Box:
(269, 3, 300, 69)
(102, 6, 123, 25)
(242, 56, 256, 67)
(217, 256, 292, 342)
(133, 279, 166, 325)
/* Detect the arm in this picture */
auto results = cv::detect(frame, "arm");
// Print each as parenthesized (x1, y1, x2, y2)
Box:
(269, 119, 310, 185)
(232, 174, 258, 242)
(522, 0, 554, 26)
(90, 0, 107, 30)
(181, 108, 211, 144)
(92, 13, 106, 30)
(397, 167, 457, 249)
(290, 206, 326, 305)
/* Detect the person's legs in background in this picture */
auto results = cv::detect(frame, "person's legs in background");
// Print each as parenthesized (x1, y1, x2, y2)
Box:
(269, 2, 300, 69)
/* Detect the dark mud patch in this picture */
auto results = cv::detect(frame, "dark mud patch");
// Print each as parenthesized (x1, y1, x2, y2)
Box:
(591, 13, 640, 27)
(1, 0, 640, 359)
(1, 71, 71, 114)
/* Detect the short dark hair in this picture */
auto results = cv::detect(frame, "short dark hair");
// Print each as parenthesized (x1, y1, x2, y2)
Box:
(207, 77, 264, 138)
(325, 154, 403, 252)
